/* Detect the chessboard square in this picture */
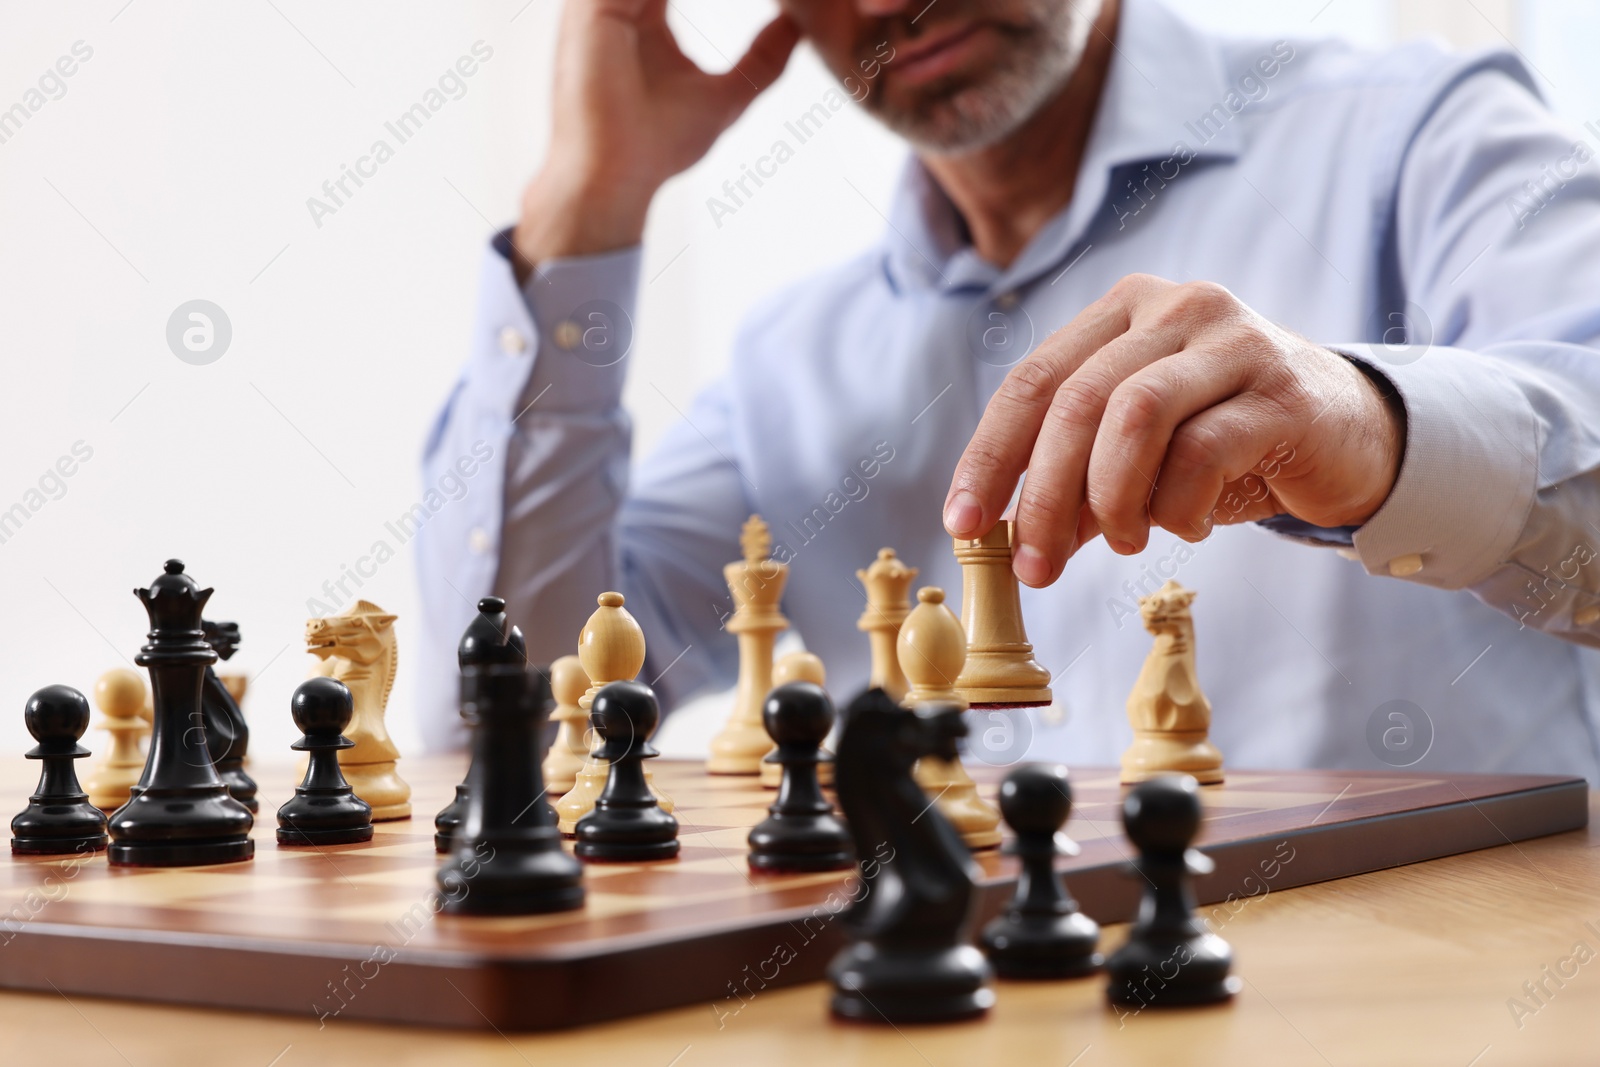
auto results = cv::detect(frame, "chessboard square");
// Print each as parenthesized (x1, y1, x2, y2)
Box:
(684, 827, 756, 851)
(357, 842, 441, 859)
(673, 856, 756, 875)
(677, 806, 769, 828)
(575, 862, 642, 879)
(64, 871, 308, 905)
(371, 828, 433, 846)
(345, 867, 443, 889)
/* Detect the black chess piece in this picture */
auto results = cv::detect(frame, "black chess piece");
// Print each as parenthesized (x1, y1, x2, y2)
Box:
(106, 560, 254, 867)
(574, 681, 679, 862)
(979, 764, 1102, 978)
(1106, 774, 1240, 1007)
(438, 662, 584, 914)
(747, 682, 852, 873)
(435, 597, 528, 853)
(201, 619, 258, 813)
(277, 677, 373, 846)
(11, 686, 109, 855)
(826, 688, 994, 1023)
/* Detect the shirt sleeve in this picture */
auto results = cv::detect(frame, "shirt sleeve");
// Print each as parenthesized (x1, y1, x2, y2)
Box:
(414, 231, 749, 749)
(414, 232, 639, 751)
(1283, 64, 1600, 646)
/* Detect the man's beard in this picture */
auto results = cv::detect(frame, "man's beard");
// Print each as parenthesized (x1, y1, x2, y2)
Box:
(852, 0, 1101, 155)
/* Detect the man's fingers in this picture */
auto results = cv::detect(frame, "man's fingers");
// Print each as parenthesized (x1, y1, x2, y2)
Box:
(1146, 396, 1290, 542)
(1085, 348, 1255, 554)
(944, 283, 1150, 540)
(713, 13, 801, 111)
(1009, 325, 1187, 585)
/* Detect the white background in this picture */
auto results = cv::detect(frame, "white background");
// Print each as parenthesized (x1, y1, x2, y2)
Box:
(0, 0, 1595, 764)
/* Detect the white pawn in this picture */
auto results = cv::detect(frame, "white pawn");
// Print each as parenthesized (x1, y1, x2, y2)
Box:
(542, 655, 590, 795)
(759, 651, 828, 788)
(84, 668, 149, 812)
(898, 587, 1002, 851)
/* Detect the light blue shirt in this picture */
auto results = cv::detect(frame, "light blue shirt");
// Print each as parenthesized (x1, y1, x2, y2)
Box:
(418, 0, 1600, 782)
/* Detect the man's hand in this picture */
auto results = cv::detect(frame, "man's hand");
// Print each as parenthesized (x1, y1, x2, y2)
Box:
(943, 274, 1406, 587)
(512, 0, 799, 275)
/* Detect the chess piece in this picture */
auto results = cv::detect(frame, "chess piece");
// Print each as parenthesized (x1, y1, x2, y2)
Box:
(748, 682, 852, 872)
(952, 521, 1053, 708)
(542, 655, 589, 794)
(1106, 775, 1239, 1007)
(980, 764, 1102, 978)
(708, 515, 788, 774)
(575, 681, 680, 862)
(84, 668, 149, 811)
(305, 600, 411, 819)
(1121, 581, 1224, 785)
(201, 619, 258, 813)
(828, 688, 993, 1023)
(218, 673, 248, 706)
(435, 597, 527, 852)
(277, 677, 373, 846)
(857, 547, 918, 703)
(898, 587, 1002, 851)
(439, 662, 585, 914)
(11, 685, 109, 855)
(108, 560, 254, 867)
(759, 650, 827, 788)
(556, 593, 672, 834)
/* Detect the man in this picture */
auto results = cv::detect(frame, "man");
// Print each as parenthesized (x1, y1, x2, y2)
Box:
(418, 0, 1600, 781)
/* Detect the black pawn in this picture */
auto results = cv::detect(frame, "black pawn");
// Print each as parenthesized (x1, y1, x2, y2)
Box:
(11, 686, 108, 855)
(202, 619, 258, 813)
(435, 597, 527, 852)
(438, 662, 584, 914)
(747, 682, 852, 872)
(574, 681, 678, 862)
(107, 560, 253, 867)
(980, 764, 1102, 978)
(277, 678, 373, 846)
(1106, 775, 1240, 1007)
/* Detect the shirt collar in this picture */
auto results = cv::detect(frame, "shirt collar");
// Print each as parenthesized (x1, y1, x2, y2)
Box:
(882, 0, 1243, 296)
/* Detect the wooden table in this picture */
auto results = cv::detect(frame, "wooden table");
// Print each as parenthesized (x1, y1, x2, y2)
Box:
(2, 792, 1593, 1067)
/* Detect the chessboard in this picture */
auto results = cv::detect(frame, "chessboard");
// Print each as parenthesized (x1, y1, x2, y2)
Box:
(0, 756, 1585, 1031)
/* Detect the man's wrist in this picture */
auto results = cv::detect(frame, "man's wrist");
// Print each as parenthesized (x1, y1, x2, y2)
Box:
(1341, 351, 1408, 525)
(510, 168, 652, 284)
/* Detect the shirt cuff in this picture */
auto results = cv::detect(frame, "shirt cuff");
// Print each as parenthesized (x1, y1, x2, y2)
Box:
(460, 230, 643, 423)
(1255, 515, 1359, 547)
(1334, 343, 1540, 587)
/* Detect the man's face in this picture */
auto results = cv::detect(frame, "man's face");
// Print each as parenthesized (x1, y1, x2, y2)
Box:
(779, 0, 1102, 154)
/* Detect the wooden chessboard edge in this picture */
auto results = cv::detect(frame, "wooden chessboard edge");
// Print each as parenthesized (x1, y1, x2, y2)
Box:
(0, 902, 857, 1031)
(1069, 775, 1591, 926)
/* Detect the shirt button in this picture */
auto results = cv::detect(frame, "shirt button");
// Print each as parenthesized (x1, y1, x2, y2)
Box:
(468, 527, 493, 556)
(1576, 605, 1600, 626)
(995, 291, 1020, 309)
(498, 326, 528, 356)
(552, 320, 582, 351)
(1388, 553, 1423, 577)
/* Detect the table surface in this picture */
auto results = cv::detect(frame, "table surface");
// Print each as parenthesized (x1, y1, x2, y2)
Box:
(1, 783, 1594, 1067)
